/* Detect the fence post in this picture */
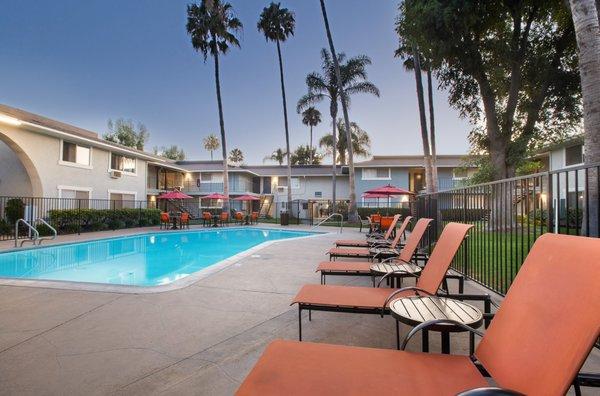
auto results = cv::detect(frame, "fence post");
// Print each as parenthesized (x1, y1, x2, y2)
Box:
(547, 171, 553, 233)
(77, 199, 81, 235)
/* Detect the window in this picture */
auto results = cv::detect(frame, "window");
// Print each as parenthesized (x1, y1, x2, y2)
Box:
(61, 141, 90, 166)
(362, 168, 390, 180)
(291, 177, 300, 189)
(58, 187, 91, 209)
(565, 144, 583, 166)
(278, 177, 288, 187)
(200, 173, 222, 183)
(110, 153, 136, 174)
(110, 192, 136, 209)
(314, 191, 323, 198)
(453, 168, 468, 179)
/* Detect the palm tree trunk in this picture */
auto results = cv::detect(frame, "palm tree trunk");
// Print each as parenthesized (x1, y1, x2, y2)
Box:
(427, 68, 438, 192)
(210, 150, 213, 161)
(309, 125, 313, 163)
(214, 51, 229, 212)
(570, 0, 600, 236)
(320, 0, 358, 222)
(412, 46, 434, 194)
(331, 112, 337, 213)
(276, 40, 293, 216)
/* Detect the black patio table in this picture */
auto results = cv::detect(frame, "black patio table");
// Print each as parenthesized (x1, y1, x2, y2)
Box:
(389, 295, 483, 354)
(170, 213, 181, 230)
(212, 214, 220, 227)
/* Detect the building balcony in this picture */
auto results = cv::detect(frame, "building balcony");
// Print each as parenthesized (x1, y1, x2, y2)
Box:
(182, 180, 259, 195)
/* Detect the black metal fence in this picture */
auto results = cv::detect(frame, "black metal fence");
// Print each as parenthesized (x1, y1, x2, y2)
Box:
(0, 196, 159, 241)
(415, 163, 600, 296)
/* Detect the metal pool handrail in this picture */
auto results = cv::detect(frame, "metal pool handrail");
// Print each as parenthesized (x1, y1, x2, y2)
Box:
(312, 213, 343, 233)
(35, 218, 57, 245)
(15, 218, 39, 247)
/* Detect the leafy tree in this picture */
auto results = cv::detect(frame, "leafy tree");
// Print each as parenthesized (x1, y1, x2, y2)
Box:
(154, 145, 186, 160)
(297, 48, 379, 212)
(569, 0, 600, 236)
(301, 107, 322, 163)
(104, 119, 149, 150)
(397, 0, 581, 180)
(264, 148, 287, 165)
(319, 119, 371, 165)
(187, 0, 242, 211)
(203, 134, 220, 160)
(290, 145, 322, 165)
(228, 148, 244, 165)
(258, 2, 295, 212)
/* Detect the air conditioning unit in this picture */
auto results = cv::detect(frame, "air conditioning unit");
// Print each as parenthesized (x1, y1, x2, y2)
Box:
(276, 186, 287, 193)
(110, 170, 122, 179)
(341, 166, 349, 175)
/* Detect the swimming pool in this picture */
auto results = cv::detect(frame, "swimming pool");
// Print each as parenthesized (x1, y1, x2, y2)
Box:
(0, 228, 316, 287)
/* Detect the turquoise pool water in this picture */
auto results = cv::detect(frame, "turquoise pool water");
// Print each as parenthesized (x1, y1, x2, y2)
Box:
(0, 228, 315, 286)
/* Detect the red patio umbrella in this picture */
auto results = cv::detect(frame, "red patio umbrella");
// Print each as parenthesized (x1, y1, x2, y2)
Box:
(365, 184, 414, 195)
(362, 192, 388, 209)
(201, 193, 229, 200)
(233, 194, 261, 201)
(156, 191, 193, 200)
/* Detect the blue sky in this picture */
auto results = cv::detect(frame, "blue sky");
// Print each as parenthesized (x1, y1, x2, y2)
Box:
(0, 0, 471, 163)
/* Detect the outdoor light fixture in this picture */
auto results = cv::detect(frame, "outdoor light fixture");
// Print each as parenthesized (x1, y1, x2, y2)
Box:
(0, 113, 22, 126)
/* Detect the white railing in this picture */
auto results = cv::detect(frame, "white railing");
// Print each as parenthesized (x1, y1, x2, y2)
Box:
(312, 213, 344, 233)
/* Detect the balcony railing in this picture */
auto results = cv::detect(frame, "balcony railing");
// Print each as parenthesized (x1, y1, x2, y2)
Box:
(182, 180, 258, 194)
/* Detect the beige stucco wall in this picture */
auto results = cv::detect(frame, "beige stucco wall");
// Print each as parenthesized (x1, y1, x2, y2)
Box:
(0, 140, 33, 196)
(0, 124, 147, 200)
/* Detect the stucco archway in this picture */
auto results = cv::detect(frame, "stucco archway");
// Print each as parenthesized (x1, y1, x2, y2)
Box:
(0, 130, 43, 197)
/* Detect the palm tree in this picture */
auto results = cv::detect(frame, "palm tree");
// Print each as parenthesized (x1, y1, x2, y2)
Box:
(228, 148, 244, 165)
(319, 119, 371, 165)
(264, 148, 287, 165)
(569, 0, 600, 236)
(258, 2, 295, 214)
(187, 0, 242, 211)
(395, 44, 438, 192)
(290, 145, 322, 165)
(297, 49, 379, 213)
(318, 0, 364, 222)
(301, 107, 322, 163)
(203, 134, 220, 160)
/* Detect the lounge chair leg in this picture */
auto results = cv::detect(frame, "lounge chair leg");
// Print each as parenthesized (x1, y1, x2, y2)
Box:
(458, 275, 464, 294)
(308, 309, 312, 321)
(371, 275, 375, 287)
(396, 320, 400, 350)
(484, 298, 491, 328)
(441, 332, 450, 354)
(422, 329, 429, 352)
(298, 306, 302, 341)
(469, 331, 475, 355)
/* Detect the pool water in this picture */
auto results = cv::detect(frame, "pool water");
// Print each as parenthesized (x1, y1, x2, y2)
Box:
(0, 228, 315, 286)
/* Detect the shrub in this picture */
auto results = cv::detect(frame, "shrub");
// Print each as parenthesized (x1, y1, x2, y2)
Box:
(48, 208, 161, 234)
(0, 219, 12, 236)
(36, 223, 55, 237)
(5, 198, 25, 225)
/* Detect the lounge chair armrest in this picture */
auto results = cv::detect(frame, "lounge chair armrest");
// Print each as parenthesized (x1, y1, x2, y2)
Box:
(400, 319, 485, 350)
(381, 287, 434, 317)
(456, 387, 525, 396)
(377, 269, 419, 287)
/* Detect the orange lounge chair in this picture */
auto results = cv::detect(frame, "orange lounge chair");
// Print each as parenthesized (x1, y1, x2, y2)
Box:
(334, 214, 401, 247)
(317, 217, 432, 285)
(180, 212, 190, 229)
(294, 222, 473, 341)
(327, 216, 413, 260)
(237, 233, 600, 396)
(159, 212, 170, 229)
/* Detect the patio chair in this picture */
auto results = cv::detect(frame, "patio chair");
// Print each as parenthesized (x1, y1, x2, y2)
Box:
(292, 222, 473, 341)
(327, 216, 413, 260)
(160, 212, 170, 230)
(180, 212, 190, 229)
(358, 215, 370, 233)
(202, 212, 212, 227)
(219, 212, 229, 226)
(334, 214, 401, 248)
(236, 233, 600, 396)
(368, 213, 381, 233)
(317, 217, 432, 285)
(235, 211, 244, 225)
(251, 211, 259, 224)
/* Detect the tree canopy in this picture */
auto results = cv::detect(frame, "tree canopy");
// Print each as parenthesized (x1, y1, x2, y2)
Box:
(319, 119, 371, 165)
(154, 145, 186, 160)
(103, 119, 149, 150)
(264, 148, 286, 165)
(290, 145, 322, 165)
(397, 0, 581, 180)
(228, 148, 244, 165)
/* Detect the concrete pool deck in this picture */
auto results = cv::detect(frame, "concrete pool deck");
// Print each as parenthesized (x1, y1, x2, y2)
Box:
(0, 224, 598, 395)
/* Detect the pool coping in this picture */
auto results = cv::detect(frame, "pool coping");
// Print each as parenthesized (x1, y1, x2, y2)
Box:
(0, 226, 332, 294)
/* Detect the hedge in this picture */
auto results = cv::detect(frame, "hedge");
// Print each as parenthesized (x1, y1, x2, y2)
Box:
(48, 208, 161, 234)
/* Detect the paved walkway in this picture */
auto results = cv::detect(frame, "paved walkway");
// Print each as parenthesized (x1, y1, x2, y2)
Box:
(0, 225, 598, 395)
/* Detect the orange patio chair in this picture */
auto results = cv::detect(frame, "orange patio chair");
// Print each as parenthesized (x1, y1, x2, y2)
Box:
(237, 233, 600, 396)
(317, 217, 433, 285)
(219, 212, 229, 226)
(160, 212, 170, 230)
(335, 214, 401, 248)
(202, 212, 212, 227)
(251, 211, 259, 224)
(294, 222, 473, 341)
(235, 211, 244, 225)
(180, 212, 190, 229)
(328, 216, 413, 260)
